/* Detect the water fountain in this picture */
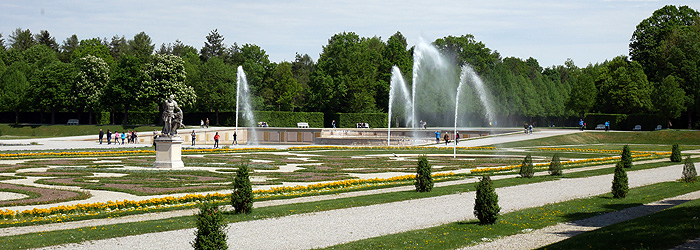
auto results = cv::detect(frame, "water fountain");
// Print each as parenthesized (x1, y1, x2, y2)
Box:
(236, 66, 258, 144)
(386, 40, 496, 148)
(387, 66, 413, 145)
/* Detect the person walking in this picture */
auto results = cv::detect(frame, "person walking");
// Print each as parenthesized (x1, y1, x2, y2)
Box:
(114, 131, 120, 145)
(206, 118, 210, 128)
(200, 119, 204, 128)
(528, 124, 533, 134)
(579, 119, 584, 131)
(455, 132, 459, 144)
(191, 130, 196, 146)
(332, 120, 336, 128)
(152, 129, 158, 148)
(106, 129, 112, 145)
(99, 129, 104, 144)
(435, 131, 440, 144)
(232, 131, 238, 145)
(213, 132, 219, 148)
(444, 132, 450, 145)
(605, 121, 610, 132)
(121, 131, 126, 144)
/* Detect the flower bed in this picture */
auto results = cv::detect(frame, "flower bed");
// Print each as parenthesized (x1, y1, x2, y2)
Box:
(0, 172, 457, 224)
(470, 151, 670, 174)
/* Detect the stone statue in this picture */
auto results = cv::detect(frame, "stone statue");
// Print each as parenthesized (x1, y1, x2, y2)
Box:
(161, 94, 184, 136)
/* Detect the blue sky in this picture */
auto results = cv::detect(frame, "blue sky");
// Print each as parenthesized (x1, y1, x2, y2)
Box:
(1, 0, 699, 67)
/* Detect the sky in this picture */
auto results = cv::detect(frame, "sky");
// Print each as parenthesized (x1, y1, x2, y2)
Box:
(1, 0, 699, 68)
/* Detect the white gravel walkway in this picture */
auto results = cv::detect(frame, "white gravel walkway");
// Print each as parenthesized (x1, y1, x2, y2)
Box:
(36, 163, 689, 250)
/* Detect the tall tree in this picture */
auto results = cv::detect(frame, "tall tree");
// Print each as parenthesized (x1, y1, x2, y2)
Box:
(0, 33, 5, 51)
(74, 55, 110, 124)
(141, 54, 196, 110)
(128, 32, 154, 61)
(34, 30, 58, 51)
(630, 5, 699, 80)
(433, 34, 500, 74)
(272, 61, 302, 111)
(197, 57, 235, 123)
(23, 44, 57, 69)
(291, 53, 314, 110)
(200, 29, 226, 61)
(105, 55, 145, 125)
(72, 38, 115, 66)
(108, 35, 128, 61)
(31, 61, 76, 124)
(59, 34, 79, 62)
(567, 67, 597, 117)
(231, 43, 272, 109)
(8, 28, 35, 51)
(0, 62, 31, 124)
(658, 23, 700, 128)
(654, 75, 687, 124)
(596, 56, 654, 114)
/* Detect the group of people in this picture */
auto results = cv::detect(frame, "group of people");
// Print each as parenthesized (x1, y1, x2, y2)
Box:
(189, 130, 237, 148)
(98, 129, 138, 145)
(524, 123, 533, 134)
(200, 118, 209, 128)
(434, 131, 460, 145)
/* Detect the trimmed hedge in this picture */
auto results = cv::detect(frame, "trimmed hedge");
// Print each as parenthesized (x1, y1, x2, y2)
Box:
(332, 113, 388, 128)
(183, 111, 324, 128)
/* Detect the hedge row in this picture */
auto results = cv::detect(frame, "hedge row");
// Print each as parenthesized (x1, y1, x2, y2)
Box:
(329, 113, 388, 128)
(584, 113, 665, 131)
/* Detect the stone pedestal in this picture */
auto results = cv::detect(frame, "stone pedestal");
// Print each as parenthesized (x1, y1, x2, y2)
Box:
(153, 136, 184, 168)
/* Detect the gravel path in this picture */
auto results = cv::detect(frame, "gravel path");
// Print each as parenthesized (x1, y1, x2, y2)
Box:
(36, 163, 688, 250)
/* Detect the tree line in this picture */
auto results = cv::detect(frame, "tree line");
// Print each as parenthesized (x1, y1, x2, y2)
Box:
(0, 5, 698, 128)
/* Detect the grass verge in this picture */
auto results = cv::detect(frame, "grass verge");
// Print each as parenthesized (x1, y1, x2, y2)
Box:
(322, 181, 700, 249)
(540, 195, 700, 250)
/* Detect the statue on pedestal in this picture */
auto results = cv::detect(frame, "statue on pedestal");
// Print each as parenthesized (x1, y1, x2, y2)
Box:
(161, 94, 184, 136)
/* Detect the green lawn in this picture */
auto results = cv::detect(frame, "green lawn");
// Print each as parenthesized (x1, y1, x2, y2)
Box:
(493, 130, 700, 148)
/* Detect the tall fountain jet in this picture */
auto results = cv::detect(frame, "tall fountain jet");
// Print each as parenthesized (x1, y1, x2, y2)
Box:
(387, 66, 413, 145)
(236, 66, 258, 144)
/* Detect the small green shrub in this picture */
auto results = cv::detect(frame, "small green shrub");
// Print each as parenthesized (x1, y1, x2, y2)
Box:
(231, 164, 253, 214)
(474, 175, 500, 225)
(414, 155, 433, 192)
(612, 161, 629, 198)
(192, 202, 228, 250)
(671, 144, 682, 162)
(681, 156, 697, 183)
(519, 153, 534, 178)
(621, 145, 633, 168)
(548, 153, 562, 176)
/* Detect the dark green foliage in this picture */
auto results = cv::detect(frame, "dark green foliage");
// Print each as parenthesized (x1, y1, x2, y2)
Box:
(192, 202, 228, 250)
(681, 156, 697, 183)
(414, 156, 433, 192)
(621, 145, 633, 168)
(519, 153, 534, 178)
(612, 161, 629, 198)
(98, 112, 110, 125)
(231, 164, 253, 214)
(252, 111, 324, 128)
(474, 175, 500, 225)
(549, 153, 563, 176)
(671, 144, 682, 162)
(333, 113, 388, 128)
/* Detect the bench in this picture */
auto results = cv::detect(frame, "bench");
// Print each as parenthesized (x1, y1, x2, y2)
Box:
(633, 125, 642, 131)
(67, 119, 79, 125)
(655, 125, 662, 130)
(356, 123, 369, 128)
(297, 122, 309, 128)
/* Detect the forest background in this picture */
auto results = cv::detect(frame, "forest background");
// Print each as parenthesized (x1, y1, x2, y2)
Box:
(0, 5, 698, 129)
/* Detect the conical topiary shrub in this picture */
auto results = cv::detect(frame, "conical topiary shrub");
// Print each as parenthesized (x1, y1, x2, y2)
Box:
(192, 202, 228, 250)
(474, 175, 500, 225)
(519, 153, 534, 178)
(612, 161, 629, 198)
(682, 156, 697, 183)
(414, 155, 434, 192)
(549, 153, 562, 176)
(231, 164, 253, 214)
(671, 144, 682, 162)
(621, 145, 633, 168)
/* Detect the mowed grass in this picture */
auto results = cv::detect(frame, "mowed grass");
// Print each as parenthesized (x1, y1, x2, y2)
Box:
(0, 124, 161, 139)
(322, 181, 700, 250)
(493, 130, 700, 148)
(0, 162, 690, 250)
(540, 196, 700, 250)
